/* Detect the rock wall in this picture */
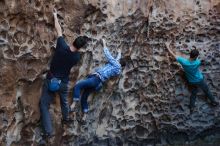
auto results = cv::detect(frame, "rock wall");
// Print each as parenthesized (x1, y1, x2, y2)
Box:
(0, 0, 220, 145)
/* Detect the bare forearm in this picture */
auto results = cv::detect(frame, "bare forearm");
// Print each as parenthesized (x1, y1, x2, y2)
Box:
(102, 39, 107, 49)
(167, 47, 176, 58)
(116, 50, 121, 60)
(54, 15, 62, 36)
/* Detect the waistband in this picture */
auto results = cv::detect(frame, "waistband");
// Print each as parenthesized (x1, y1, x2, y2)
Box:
(90, 72, 103, 82)
(46, 71, 69, 83)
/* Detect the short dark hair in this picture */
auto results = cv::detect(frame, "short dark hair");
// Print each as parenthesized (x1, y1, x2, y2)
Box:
(190, 47, 199, 59)
(120, 58, 126, 67)
(192, 46, 196, 50)
(73, 36, 88, 50)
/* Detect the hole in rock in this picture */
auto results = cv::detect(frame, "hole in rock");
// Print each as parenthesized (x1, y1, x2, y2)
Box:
(185, 39, 190, 43)
(120, 119, 126, 127)
(135, 105, 140, 111)
(20, 46, 28, 52)
(39, 46, 47, 54)
(4, 48, 14, 57)
(27, 69, 37, 77)
(102, 5, 107, 10)
(136, 125, 147, 138)
(14, 32, 27, 44)
(37, 12, 44, 18)
(163, 17, 168, 22)
(211, 58, 216, 62)
(160, 114, 171, 122)
(0, 39, 4, 43)
(149, 6, 153, 14)
(0, 30, 8, 39)
(0, 0, 5, 7)
(17, 96, 21, 101)
(13, 45, 20, 55)
(135, 113, 140, 118)
(167, 132, 189, 145)
(142, 114, 150, 122)
(176, 17, 180, 22)
(123, 79, 132, 89)
(127, 120, 135, 127)
(35, 1, 41, 7)
(28, 0, 32, 4)
(141, 105, 148, 113)
(43, 40, 47, 45)
(27, 39, 32, 45)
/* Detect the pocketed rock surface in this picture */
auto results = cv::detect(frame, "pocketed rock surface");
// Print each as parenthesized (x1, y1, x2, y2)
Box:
(0, 0, 220, 145)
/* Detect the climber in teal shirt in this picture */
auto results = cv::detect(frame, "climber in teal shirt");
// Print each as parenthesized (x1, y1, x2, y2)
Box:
(176, 56, 203, 83)
(165, 42, 218, 113)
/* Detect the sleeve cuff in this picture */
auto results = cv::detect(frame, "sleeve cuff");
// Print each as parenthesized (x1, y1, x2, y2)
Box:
(176, 56, 180, 61)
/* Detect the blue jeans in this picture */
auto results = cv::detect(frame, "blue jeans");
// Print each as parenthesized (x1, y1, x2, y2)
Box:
(40, 79, 69, 135)
(73, 75, 102, 113)
(190, 79, 216, 108)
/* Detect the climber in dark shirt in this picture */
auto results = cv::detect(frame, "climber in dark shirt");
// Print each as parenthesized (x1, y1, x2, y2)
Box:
(50, 36, 80, 82)
(39, 8, 88, 141)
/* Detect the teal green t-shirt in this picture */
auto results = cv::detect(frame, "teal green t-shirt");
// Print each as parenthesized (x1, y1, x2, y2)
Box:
(176, 56, 203, 83)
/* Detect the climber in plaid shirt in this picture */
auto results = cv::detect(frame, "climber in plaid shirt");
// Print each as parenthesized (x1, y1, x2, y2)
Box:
(70, 39, 126, 120)
(95, 43, 122, 82)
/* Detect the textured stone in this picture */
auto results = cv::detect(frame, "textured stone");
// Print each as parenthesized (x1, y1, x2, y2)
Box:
(0, 0, 220, 145)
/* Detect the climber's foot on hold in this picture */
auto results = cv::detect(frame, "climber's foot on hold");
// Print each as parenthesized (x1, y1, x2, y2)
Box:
(80, 113, 87, 125)
(82, 113, 87, 121)
(62, 117, 74, 129)
(62, 117, 74, 124)
(39, 133, 55, 145)
(190, 108, 194, 114)
(189, 106, 195, 114)
(76, 112, 87, 125)
(70, 101, 80, 113)
(210, 101, 219, 106)
(39, 138, 46, 146)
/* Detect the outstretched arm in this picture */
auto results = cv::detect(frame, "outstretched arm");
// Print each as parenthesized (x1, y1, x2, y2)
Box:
(165, 41, 177, 59)
(102, 39, 120, 64)
(116, 48, 121, 60)
(53, 8, 62, 37)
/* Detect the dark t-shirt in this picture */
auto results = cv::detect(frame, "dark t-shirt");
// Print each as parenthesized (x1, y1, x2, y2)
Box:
(49, 36, 80, 81)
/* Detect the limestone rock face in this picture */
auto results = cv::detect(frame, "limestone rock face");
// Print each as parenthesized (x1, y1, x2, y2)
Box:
(0, 0, 220, 145)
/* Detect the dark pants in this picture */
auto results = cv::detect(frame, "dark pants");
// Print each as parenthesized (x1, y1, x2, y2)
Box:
(73, 75, 102, 113)
(190, 79, 216, 108)
(40, 79, 69, 135)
